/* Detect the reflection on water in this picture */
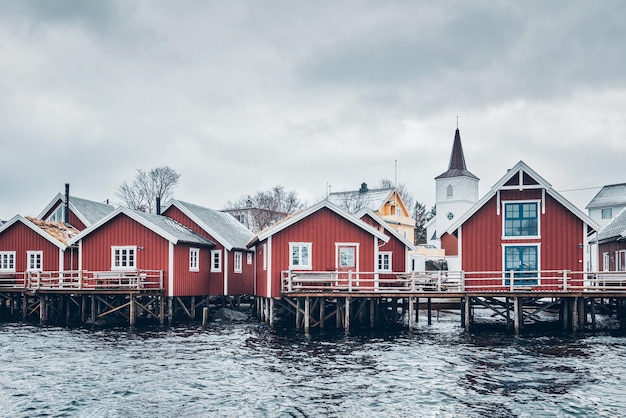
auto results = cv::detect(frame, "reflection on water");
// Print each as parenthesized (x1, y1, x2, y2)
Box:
(1, 312, 625, 417)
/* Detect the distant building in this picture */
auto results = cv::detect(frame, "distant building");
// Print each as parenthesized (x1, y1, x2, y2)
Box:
(222, 207, 288, 234)
(585, 183, 626, 271)
(597, 206, 626, 271)
(426, 128, 479, 251)
(327, 183, 415, 243)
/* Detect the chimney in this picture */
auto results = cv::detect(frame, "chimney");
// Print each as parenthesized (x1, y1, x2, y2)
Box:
(156, 197, 161, 215)
(359, 182, 369, 193)
(64, 183, 70, 225)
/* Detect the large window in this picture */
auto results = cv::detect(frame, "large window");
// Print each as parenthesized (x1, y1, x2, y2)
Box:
(504, 202, 539, 237)
(211, 250, 222, 272)
(289, 243, 312, 270)
(603, 252, 610, 272)
(0, 251, 15, 272)
(504, 245, 538, 286)
(47, 205, 65, 223)
(27, 251, 43, 272)
(111, 246, 136, 270)
(602, 208, 613, 219)
(234, 252, 242, 273)
(189, 248, 199, 272)
(378, 252, 392, 272)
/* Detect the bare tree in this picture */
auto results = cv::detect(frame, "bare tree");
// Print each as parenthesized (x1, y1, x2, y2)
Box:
(413, 201, 428, 245)
(224, 185, 305, 232)
(116, 166, 181, 213)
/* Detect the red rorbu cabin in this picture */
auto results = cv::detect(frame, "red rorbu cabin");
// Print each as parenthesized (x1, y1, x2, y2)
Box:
(67, 207, 215, 297)
(445, 161, 598, 291)
(162, 199, 255, 296)
(247, 201, 389, 298)
(0, 215, 79, 285)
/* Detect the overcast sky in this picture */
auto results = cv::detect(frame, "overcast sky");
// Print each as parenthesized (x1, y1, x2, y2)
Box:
(1, 0, 625, 219)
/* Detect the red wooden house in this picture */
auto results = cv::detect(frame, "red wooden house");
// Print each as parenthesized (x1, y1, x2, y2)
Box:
(247, 201, 389, 298)
(67, 207, 215, 297)
(358, 209, 416, 275)
(444, 161, 598, 291)
(38, 185, 115, 231)
(162, 199, 255, 296)
(0, 215, 79, 284)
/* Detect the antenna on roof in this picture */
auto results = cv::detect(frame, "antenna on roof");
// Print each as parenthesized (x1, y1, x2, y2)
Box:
(394, 160, 397, 187)
(456, 115, 459, 129)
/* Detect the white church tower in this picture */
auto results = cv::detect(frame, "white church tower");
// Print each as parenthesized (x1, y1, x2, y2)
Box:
(428, 127, 479, 247)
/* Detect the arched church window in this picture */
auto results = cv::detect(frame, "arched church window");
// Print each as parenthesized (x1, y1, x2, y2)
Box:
(447, 184, 453, 197)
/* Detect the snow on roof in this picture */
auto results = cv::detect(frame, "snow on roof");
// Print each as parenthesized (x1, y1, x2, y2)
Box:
(326, 187, 395, 212)
(586, 183, 626, 209)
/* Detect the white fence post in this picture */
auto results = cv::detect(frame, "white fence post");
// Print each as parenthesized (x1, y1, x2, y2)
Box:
(288, 270, 293, 292)
(562, 270, 568, 292)
(348, 271, 353, 292)
(509, 270, 515, 291)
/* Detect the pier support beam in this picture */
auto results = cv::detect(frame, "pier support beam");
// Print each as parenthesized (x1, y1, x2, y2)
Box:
(464, 297, 471, 331)
(427, 298, 432, 325)
(370, 298, 375, 328)
(408, 297, 415, 332)
(319, 298, 325, 329)
(514, 297, 521, 335)
(269, 298, 274, 328)
(344, 297, 351, 333)
(304, 297, 310, 333)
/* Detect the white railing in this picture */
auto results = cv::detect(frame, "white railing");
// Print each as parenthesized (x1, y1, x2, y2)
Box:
(281, 270, 626, 294)
(22, 270, 164, 291)
(0, 272, 26, 289)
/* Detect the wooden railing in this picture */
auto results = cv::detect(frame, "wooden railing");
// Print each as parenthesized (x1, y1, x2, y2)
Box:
(282, 270, 626, 294)
(0, 270, 164, 291)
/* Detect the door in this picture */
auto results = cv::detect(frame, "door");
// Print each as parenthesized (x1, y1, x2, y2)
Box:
(336, 244, 358, 288)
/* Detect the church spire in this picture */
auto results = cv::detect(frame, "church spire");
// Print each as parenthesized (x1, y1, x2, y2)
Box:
(435, 127, 479, 180)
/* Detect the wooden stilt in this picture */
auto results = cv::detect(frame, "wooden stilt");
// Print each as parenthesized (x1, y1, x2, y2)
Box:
(91, 295, 97, 324)
(202, 307, 209, 328)
(296, 298, 302, 329)
(168, 297, 174, 325)
(427, 298, 432, 325)
(304, 297, 310, 333)
(514, 297, 520, 335)
(370, 298, 375, 328)
(415, 297, 419, 324)
(159, 295, 165, 326)
(572, 297, 579, 332)
(319, 298, 325, 329)
(465, 297, 471, 331)
(344, 297, 351, 333)
(23, 293, 28, 319)
(563, 298, 570, 330)
(129, 294, 136, 327)
(269, 298, 274, 328)
(408, 297, 414, 332)
(66, 296, 71, 323)
(506, 297, 511, 329)
(392, 298, 398, 324)
(336, 299, 342, 328)
(591, 298, 596, 330)
(578, 297, 586, 329)
(81, 295, 86, 323)
(190, 296, 196, 321)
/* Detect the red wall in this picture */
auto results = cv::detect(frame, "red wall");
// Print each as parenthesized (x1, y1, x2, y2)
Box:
(164, 206, 254, 295)
(0, 221, 63, 273)
(360, 214, 407, 273)
(264, 207, 379, 297)
(461, 190, 585, 290)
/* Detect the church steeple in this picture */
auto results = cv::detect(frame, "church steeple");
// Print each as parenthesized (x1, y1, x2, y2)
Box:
(435, 128, 479, 180)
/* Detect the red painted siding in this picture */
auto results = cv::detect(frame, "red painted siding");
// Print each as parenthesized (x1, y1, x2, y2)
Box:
(441, 233, 458, 256)
(79, 213, 171, 291)
(598, 241, 626, 271)
(164, 205, 254, 295)
(461, 190, 585, 290)
(266, 207, 379, 297)
(0, 221, 64, 272)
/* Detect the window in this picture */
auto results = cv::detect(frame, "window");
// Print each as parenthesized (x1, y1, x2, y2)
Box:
(289, 243, 312, 270)
(236, 214, 245, 224)
(234, 252, 242, 273)
(396, 207, 402, 216)
(447, 184, 453, 197)
(111, 246, 136, 270)
(603, 252, 610, 272)
(378, 252, 392, 272)
(247, 253, 253, 265)
(338, 247, 355, 268)
(27, 251, 43, 272)
(504, 245, 538, 286)
(211, 250, 222, 272)
(619, 250, 626, 272)
(47, 205, 65, 223)
(504, 202, 539, 237)
(602, 208, 613, 219)
(0, 251, 15, 272)
(446, 212, 454, 220)
(189, 248, 199, 272)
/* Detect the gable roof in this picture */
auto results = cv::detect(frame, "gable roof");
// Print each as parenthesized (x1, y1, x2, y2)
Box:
(435, 128, 479, 180)
(163, 200, 254, 251)
(67, 207, 215, 247)
(446, 161, 600, 235)
(586, 183, 626, 209)
(247, 200, 389, 247)
(326, 187, 403, 213)
(38, 193, 116, 227)
(0, 215, 79, 250)
(357, 209, 416, 251)
(597, 207, 626, 243)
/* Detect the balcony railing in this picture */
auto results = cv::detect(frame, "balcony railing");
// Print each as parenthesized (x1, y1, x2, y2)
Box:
(0, 270, 164, 291)
(281, 270, 626, 294)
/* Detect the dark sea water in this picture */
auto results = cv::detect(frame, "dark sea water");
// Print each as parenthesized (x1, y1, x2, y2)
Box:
(1, 312, 625, 417)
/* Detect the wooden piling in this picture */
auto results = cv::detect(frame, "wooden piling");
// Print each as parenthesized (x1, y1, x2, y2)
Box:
(427, 298, 432, 325)
(319, 298, 325, 329)
(304, 297, 310, 333)
(202, 307, 209, 328)
(513, 297, 520, 335)
(269, 298, 274, 328)
(464, 297, 471, 331)
(345, 297, 351, 333)
(408, 297, 414, 332)
(370, 298, 375, 328)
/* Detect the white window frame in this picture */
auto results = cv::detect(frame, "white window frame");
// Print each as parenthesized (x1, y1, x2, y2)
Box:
(502, 243, 541, 286)
(0, 251, 16, 272)
(502, 200, 541, 239)
(247, 253, 253, 265)
(234, 252, 242, 273)
(601, 208, 613, 219)
(378, 251, 392, 272)
(189, 248, 199, 272)
(211, 250, 222, 273)
(47, 205, 65, 223)
(603, 252, 610, 272)
(27, 251, 43, 272)
(263, 244, 267, 271)
(111, 246, 137, 270)
(289, 242, 312, 270)
(619, 250, 626, 272)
